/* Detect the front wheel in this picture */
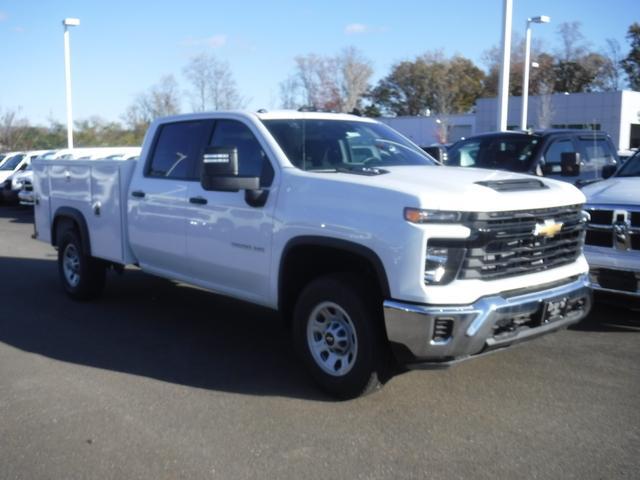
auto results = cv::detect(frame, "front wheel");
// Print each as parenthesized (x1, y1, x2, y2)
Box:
(293, 274, 388, 399)
(57, 229, 106, 300)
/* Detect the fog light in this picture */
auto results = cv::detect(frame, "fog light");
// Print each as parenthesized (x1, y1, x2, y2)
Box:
(424, 245, 466, 285)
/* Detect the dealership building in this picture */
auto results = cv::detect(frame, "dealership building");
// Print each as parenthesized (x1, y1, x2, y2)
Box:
(380, 90, 640, 151)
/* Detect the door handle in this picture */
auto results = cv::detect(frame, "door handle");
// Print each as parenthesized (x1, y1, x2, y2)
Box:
(131, 190, 145, 198)
(189, 196, 208, 205)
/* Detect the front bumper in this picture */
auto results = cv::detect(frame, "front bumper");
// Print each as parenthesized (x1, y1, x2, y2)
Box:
(383, 274, 591, 366)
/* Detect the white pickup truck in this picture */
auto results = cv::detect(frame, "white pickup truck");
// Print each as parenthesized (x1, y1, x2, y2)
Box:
(33, 111, 592, 398)
(583, 150, 640, 298)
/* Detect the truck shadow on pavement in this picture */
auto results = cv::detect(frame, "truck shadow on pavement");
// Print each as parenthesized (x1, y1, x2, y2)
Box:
(570, 296, 640, 333)
(0, 255, 332, 401)
(0, 205, 33, 224)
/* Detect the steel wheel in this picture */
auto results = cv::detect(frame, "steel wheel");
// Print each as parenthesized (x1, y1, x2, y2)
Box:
(62, 243, 81, 288)
(306, 301, 358, 377)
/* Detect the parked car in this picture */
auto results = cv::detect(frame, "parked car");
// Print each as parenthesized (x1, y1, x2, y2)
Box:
(446, 130, 619, 186)
(1, 150, 50, 204)
(583, 150, 640, 299)
(33, 111, 591, 398)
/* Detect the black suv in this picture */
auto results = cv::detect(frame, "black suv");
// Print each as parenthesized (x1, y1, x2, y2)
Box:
(446, 130, 619, 186)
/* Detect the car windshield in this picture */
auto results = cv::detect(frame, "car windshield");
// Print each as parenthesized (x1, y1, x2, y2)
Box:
(261, 119, 435, 171)
(0, 154, 25, 171)
(447, 136, 539, 172)
(617, 151, 640, 177)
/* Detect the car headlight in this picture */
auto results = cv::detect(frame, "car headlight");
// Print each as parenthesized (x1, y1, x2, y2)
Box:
(424, 244, 466, 285)
(11, 179, 23, 190)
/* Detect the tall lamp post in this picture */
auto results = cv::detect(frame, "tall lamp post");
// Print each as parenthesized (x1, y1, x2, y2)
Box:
(62, 17, 80, 149)
(520, 15, 550, 131)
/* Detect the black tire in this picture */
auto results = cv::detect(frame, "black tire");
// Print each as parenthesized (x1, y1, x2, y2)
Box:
(57, 228, 106, 300)
(292, 273, 389, 399)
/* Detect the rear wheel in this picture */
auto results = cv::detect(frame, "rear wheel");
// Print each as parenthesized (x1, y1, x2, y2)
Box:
(57, 229, 106, 300)
(293, 273, 388, 399)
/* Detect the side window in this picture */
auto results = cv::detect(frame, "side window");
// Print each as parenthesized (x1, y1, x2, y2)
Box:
(449, 140, 481, 167)
(545, 139, 575, 165)
(147, 121, 211, 179)
(577, 138, 616, 164)
(209, 120, 274, 186)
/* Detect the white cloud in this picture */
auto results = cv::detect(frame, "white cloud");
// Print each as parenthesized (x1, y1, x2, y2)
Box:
(0, 11, 8, 22)
(182, 34, 228, 48)
(12, 26, 25, 33)
(345, 23, 367, 35)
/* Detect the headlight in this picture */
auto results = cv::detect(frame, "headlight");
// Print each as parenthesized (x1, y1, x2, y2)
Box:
(424, 245, 466, 285)
(405, 208, 463, 224)
(11, 179, 23, 190)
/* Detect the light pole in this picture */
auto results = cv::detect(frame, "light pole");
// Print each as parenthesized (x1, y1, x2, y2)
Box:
(62, 17, 80, 149)
(496, 0, 513, 132)
(520, 15, 550, 130)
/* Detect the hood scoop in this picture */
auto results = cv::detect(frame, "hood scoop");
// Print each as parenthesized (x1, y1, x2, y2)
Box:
(475, 178, 548, 192)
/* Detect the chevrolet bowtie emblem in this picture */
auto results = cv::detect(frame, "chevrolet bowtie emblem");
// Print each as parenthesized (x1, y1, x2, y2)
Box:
(533, 219, 563, 238)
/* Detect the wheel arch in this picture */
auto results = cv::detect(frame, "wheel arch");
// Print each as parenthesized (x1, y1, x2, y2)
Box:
(51, 207, 91, 256)
(278, 236, 390, 324)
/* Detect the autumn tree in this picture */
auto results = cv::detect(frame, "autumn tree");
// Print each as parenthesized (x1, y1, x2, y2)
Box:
(622, 22, 640, 90)
(368, 52, 485, 116)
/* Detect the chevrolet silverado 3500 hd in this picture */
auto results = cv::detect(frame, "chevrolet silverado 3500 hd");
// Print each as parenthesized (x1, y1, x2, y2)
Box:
(32, 111, 592, 398)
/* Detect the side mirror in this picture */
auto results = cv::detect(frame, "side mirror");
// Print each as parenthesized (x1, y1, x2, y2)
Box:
(601, 164, 617, 179)
(560, 152, 581, 177)
(200, 146, 260, 192)
(19, 163, 28, 171)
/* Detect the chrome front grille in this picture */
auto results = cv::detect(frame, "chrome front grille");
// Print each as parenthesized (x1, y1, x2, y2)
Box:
(585, 205, 640, 251)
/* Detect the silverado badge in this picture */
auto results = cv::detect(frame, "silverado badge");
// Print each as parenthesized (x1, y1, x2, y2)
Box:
(533, 219, 564, 238)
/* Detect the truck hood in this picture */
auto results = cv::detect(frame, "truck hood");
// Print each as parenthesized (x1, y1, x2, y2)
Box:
(581, 176, 640, 205)
(330, 165, 585, 212)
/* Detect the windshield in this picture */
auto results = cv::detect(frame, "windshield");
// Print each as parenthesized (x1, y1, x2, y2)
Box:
(0, 154, 25, 171)
(262, 119, 435, 171)
(447, 136, 539, 172)
(617, 151, 640, 177)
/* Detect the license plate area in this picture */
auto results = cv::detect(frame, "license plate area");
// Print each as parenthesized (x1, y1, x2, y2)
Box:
(541, 296, 586, 324)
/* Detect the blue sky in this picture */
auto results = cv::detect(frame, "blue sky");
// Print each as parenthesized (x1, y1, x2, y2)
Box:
(0, 0, 636, 125)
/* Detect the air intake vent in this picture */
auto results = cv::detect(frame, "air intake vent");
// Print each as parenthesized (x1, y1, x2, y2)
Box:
(432, 317, 454, 343)
(475, 179, 548, 192)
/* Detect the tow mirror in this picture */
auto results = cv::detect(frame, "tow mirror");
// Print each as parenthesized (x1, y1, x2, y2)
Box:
(200, 146, 260, 192)
(560, 152, 581, 177)
(601, 164, 617, 179)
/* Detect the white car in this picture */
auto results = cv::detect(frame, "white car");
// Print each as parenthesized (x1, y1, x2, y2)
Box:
(583, 150, 640, 298)
(1, 150, 50, 203)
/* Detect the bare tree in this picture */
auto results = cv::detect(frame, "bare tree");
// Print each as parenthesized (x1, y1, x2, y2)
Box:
(0, 107, 29, 150)
(603, 38, 623, 90)
(279, 75, 301, 109)
(183, 53, 247, 111)
(124, 75, 181, 131)
(338, 47, 373, 112)
(291, 47, 373, 112)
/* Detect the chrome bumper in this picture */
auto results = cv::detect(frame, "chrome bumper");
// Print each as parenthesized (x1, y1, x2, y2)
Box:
(383, 274, 591, 366)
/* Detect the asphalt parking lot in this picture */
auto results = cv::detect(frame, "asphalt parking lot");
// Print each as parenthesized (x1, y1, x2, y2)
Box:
(0, 205, 639, 480)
